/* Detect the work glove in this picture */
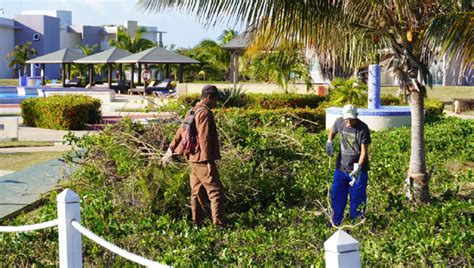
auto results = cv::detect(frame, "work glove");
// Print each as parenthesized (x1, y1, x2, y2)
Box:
(349, 163, 360, 186)
(161, 148, 173, 167)
(325, 140, 334, 156)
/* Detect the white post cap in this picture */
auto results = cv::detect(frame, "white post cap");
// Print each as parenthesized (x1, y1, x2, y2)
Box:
(56, 189, 80, 203)
(324, 230, 360, 253)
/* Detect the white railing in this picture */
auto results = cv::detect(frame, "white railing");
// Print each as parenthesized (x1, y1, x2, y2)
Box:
(0, 189, 168, 268)
(1, 189, 362, 268)
(71, 221, 166, 267)
(0, 219, 58, 232)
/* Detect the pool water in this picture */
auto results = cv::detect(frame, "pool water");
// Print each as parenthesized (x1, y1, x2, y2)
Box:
(0, 93, 37, 98)
(0, 87, 39, 104)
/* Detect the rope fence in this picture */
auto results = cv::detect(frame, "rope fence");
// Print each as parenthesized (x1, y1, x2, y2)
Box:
(0, 219, 58, 233)
(0, 188, 360, 267)
(0, 189, 169, 268)
(71, 220, 166, 268)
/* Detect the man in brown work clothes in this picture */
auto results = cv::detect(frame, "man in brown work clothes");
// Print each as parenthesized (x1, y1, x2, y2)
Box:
(162, 85, 224, 227)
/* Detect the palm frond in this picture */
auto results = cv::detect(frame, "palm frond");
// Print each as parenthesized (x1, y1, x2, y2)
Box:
(424, 12, 474, 73)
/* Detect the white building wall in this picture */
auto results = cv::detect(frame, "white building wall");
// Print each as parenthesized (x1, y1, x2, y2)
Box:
(142, 26, 158, 43)
(125, 20, 138, 37)
(142, 31, 157, 43)
(307, 58, 330, 84)
(100, 32, 115, 51)
(0, 17, 15, 78)
(59, 28, 81, 49)
(21, 10, 72, 27)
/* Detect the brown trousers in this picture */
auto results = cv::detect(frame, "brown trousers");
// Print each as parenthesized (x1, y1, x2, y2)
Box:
(189, 161, 224, 226)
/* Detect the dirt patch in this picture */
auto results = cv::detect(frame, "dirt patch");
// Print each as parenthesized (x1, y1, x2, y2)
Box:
(445, 160, 474, 174)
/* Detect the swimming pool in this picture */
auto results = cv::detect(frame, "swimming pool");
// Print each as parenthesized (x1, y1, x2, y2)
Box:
(0, 87, 38, 104)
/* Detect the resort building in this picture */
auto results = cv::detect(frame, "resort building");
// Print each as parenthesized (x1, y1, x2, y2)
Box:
(0, 10, 165, 79)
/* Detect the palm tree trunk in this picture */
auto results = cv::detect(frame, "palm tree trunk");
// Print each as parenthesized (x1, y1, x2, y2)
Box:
(407, 89, 430, 203)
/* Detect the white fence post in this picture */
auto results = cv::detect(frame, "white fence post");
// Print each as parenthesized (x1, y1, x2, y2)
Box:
(57, 189, 82, 268)
(324, 230, 361, 268)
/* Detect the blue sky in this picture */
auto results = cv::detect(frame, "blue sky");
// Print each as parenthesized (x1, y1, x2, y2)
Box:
(0, 0, 244, 48)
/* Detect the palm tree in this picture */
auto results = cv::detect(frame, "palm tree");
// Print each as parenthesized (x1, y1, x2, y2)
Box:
(185, 39, 230, 81)
(329, 77, 367, 107)
(71, 44, 99, 79)
(109, 26, 156, 53)
(5, 42, 37, 77)
(219, 29, 238, 45)
(139, 0, 473, 203)
(243, 46, 312, 92)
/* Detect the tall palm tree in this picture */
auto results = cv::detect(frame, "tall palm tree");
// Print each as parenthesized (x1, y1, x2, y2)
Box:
(71, 44, 99, 79)
(5, 42, 37, 77)
(139, 0, 473, 203)
(109, 26, 156, 53)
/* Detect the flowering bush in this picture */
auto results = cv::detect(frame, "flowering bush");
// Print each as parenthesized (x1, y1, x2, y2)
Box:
(21, 95, 101, 130)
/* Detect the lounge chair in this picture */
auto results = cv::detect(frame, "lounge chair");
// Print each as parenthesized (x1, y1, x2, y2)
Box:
(147, 79, 172, 92)
(153, 89, 178, 99)
(64, 78, 81, 87)
(150, 79, 177, 98)
(128, 79, 167, 95)
(110, 80, 130, 93)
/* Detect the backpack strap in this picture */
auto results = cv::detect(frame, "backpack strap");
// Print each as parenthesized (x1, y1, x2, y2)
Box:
(192, 105, 208, 116)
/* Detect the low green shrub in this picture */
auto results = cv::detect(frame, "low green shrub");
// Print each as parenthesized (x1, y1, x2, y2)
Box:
(175, 92, 326, 110)
(0, 117, 472, 266)
(381, 94, 404, 106)
(425, 98, 444, 118)
(21, 95, 101, 130)
(321, 93, 404, 108)
(177, 94, 200, 107)
(328, 77, 368, 107)
(216, 107, 326, 133)
(219, 87, 251, 108)
(250, 93, 326, 109)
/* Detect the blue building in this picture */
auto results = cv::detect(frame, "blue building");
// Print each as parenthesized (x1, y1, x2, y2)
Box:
(0, 10, 165, 79)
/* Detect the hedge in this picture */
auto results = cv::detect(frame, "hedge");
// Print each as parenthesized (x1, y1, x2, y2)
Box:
(177, 93, 327, 110)
(216, 107, 326, 133)
(380, 94, 403, 106)
(424, 98, 444, 118)
(21, 95, 101, 130)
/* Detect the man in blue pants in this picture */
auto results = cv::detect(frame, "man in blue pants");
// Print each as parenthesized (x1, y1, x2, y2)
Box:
(326, 104, 371, 226)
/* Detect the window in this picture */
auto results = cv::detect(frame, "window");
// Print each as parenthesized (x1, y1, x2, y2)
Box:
(32, 33, 40, 41)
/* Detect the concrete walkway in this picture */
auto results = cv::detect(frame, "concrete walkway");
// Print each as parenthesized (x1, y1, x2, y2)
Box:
(444, 110, 474, 120)
(18, 126, 95, 142)
(0, 108, 174, 220)
(0, 145, 72, 153)
(0, 158, 73, 220)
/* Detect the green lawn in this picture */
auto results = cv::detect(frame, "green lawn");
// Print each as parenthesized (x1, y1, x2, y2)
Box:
(0, 79, 19, 86)
(0, 141, 54, 148)
(381, 86, 474, 102)
(0, 152, 64, 171)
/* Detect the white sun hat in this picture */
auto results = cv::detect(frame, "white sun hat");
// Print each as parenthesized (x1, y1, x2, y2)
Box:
(342, 104, 358, 119)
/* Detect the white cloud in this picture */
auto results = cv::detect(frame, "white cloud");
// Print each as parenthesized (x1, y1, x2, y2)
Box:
(82, 0, 108, 15)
